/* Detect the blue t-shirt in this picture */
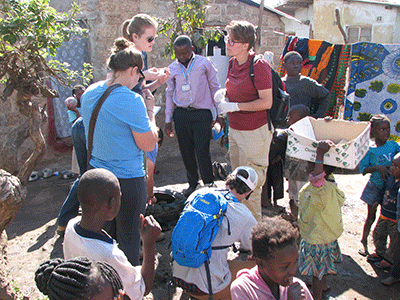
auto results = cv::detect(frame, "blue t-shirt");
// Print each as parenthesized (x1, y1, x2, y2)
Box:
(359, 140, 400, 188)
(80, 81, 152, 178)
(67, 107, 80, 123)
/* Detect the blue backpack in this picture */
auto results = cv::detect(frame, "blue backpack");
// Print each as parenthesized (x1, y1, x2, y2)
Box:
(171, 188, 235, 298)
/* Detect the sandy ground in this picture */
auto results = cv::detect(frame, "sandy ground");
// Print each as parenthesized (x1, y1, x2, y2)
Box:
(5, 132, 400, 300)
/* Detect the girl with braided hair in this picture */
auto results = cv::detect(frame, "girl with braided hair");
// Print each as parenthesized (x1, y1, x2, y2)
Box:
(35, 257, 126, 300)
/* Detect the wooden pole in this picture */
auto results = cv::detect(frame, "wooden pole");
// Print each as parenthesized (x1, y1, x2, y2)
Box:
(255, 0, 265, 52)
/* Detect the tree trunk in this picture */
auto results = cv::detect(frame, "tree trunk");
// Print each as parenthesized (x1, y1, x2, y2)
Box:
(15, 90, 46, 185)
(0, 170, 26, 299)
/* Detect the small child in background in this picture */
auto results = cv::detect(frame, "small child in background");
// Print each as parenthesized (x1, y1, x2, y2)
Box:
(63, 168, 161, 299)
(358, 115, 400, 256)
(230, 216, 313, 300)
(367, 153, 400, 269)
(35, 257, 126, 300)
(261, 104, 310, 213)
(64, 85, 85, 124)
(298, 140, 345, 300)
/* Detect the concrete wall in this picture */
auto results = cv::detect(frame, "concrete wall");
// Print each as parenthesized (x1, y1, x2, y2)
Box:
(313, 0, 400, 44)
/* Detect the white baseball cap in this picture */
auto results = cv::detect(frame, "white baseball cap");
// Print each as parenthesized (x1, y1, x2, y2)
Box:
(231, 166, 258, 191)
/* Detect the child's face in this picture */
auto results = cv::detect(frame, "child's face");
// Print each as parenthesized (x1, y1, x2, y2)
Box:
(284, 56, 302, 77)
(258, 243, 298, 287)
(390, 158, 400, 178)
(287, 110, 304, 126)
(373, 121, 390, 143)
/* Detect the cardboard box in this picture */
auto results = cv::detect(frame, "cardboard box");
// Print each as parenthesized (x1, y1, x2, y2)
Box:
(286, 117, 371, 169)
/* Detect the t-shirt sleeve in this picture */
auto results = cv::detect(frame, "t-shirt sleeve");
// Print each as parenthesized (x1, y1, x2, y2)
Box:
(114, 91, 151, 134)
(359, 149, 371, 174)
(253, 59, 272, 91)
(230, 278, 252, 300)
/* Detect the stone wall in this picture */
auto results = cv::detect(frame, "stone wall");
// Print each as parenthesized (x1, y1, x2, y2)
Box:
(2, 0, 286, 168)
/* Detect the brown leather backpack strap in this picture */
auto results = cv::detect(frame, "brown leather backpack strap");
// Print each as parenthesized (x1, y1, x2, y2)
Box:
(87, 84, 122, 166)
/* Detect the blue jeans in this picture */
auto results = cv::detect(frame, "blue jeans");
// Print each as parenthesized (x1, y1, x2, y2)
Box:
(71, 117, 87, 175)
(57, 118, 87, 228)
(57, 176, 80, 228)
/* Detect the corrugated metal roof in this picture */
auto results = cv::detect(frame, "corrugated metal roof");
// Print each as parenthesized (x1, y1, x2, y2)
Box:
(238, 0, 304, 23)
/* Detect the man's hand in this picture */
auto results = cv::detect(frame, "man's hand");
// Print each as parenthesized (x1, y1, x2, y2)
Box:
(219, 102, 240, 114)
(165, 122, 174, 138)
(287, 282, 306, 300)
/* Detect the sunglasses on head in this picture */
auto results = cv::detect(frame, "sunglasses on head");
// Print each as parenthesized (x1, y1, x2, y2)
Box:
(147, 35, 157, 43)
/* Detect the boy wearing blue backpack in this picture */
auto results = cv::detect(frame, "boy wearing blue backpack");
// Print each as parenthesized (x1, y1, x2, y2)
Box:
(172, 166, 258, 300)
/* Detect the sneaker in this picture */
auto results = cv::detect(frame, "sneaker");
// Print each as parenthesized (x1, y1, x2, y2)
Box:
(375, 259, 392, 269)
(367, 252, 382, 262)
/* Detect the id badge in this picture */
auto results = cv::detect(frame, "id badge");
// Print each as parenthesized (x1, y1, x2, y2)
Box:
(182, 84, 191, 92)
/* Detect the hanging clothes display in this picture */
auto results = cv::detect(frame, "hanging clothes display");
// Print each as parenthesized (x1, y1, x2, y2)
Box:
(345, 42, 400, 140)
(278, 36, 351, 117)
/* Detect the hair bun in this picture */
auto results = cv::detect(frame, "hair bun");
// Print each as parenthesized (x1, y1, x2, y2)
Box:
(113, 37, 131, 53)
(34, 258, 65, 295)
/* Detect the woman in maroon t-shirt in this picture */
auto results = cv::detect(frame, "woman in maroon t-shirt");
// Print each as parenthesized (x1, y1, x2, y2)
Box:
(219, 20, 273, 222)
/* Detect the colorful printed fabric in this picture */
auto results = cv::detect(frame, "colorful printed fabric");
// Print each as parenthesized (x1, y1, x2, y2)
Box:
(345, 42, 400, 141)
(278, 36, 351, 117)
(298, 239, 342, 280)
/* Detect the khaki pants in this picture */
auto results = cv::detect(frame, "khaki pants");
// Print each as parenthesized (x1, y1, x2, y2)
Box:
(229, 123, 273, 222)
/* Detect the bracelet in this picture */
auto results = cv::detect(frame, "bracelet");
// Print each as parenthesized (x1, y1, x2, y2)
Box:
(145, 96, 152, 100)
(147, 109, 154, 113)
(315, 159, 324, 164)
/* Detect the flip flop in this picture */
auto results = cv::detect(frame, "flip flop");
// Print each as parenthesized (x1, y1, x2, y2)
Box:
(375, 259, 392, 269)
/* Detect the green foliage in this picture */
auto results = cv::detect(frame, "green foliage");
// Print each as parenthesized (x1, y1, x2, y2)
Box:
(387, 83, 400, 94)
(0, 0, 92, 100)
(355, 88, 367, 98)
(369, 80, 383, 92)
(157, 0, 222, 59)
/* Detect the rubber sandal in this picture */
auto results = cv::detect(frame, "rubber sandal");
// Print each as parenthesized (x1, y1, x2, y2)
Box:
(375, 260, 392, 269)
(367, 252, 382, 262)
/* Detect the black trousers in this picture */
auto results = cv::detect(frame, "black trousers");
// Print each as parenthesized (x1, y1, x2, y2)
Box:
(173, 107, 214, 186)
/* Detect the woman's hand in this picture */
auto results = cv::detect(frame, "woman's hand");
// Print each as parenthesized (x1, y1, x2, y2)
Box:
(316, 140, 334, 157)
(142, 89, 155, 110)
(157, 68, 170, 85)
(143, 67, 166, 81)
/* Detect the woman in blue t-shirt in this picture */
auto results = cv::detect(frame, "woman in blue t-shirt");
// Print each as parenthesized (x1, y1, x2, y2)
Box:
(80, 37, 158, 266)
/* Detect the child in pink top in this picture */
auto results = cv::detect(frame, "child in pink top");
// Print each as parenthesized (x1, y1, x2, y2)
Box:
(230, 216, 313, 300)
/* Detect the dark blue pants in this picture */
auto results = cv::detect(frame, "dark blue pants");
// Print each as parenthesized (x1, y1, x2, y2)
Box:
(173, 107, 214, 187)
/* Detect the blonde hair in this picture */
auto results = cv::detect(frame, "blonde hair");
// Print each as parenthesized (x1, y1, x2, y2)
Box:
(226, 20, 256, 51)
(122, 13, 158, 42)
(107, 37, 143, 72)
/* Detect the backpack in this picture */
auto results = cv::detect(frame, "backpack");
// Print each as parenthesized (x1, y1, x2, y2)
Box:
(171, 188, 234, 299)
(229, 56, 290, 130)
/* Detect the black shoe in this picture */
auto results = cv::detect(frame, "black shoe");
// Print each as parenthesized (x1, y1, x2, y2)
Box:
(183, 184, 198, 198)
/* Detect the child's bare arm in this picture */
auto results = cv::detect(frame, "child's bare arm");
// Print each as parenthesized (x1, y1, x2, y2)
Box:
(363, 165, 390, 180)
(313, 140, 334, 176)
(139, 214, 162, 295)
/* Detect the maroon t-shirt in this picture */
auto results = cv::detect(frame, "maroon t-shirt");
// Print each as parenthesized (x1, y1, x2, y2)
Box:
(225, 52, 272, 131)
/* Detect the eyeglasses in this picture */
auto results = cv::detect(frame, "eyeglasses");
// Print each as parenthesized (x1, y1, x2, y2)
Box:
(224, 35, 241, 46)
(147, 35, 157, 43)
(138, 69, 145, 81)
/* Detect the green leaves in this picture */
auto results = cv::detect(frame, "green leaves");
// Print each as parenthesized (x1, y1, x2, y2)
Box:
(157, 0, 222, 58)
(0, 0, 92, 100)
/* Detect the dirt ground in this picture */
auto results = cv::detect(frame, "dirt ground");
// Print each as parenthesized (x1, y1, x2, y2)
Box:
(5, 132, 400, 300)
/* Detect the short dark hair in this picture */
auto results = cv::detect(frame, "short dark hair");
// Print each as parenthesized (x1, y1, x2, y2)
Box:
(226, 20, 256, 51)
(78, 168, 120, 213)
(289, 104, 310, 119)
(283, 51, 303, 64)
(225, 168, 252, 194)
(72, 85, 85, 96)
(173, 35, 192, 48)
(251, 216, 299, 261)
(35, 257, 125, 300)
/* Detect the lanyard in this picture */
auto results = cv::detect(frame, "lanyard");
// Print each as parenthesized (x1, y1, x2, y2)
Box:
(179, 56, 196, 82)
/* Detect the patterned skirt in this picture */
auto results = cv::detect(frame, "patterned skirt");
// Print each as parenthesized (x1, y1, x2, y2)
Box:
(298, 239, 342, 280)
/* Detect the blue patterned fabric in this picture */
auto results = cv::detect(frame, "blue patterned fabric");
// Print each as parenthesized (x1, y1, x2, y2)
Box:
(345, 42, 400, 140)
